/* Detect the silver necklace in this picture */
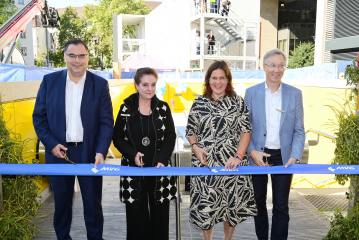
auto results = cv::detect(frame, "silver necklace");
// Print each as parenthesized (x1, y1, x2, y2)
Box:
(139, 109, 151, 147)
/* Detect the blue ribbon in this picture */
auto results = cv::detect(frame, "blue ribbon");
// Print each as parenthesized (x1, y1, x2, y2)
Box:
(0, 164, 358, 176)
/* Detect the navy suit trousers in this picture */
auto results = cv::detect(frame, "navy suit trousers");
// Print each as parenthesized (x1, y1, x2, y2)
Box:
(252, 148, 293, 240)
(49, 145, 104, 240)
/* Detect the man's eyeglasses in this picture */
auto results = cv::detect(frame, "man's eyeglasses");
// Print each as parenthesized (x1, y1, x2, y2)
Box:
(66, 53, 88, 60)
(265, 63, 286, 70)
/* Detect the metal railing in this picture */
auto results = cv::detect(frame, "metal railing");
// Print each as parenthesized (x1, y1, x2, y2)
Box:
(122, 39, 145, 55)
(174, 150, 182, 240)
(306, 129, 337, 146)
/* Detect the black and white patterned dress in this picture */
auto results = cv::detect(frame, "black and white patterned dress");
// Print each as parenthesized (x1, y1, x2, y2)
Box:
(113, 93, 177, 204)
(186, 95, 257, 230)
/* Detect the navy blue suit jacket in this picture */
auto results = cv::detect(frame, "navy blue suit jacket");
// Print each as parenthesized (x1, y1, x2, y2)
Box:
(33, 70, 114, 163)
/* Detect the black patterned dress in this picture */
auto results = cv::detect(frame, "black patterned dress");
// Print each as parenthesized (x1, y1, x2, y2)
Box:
(186, 95, 257, 230)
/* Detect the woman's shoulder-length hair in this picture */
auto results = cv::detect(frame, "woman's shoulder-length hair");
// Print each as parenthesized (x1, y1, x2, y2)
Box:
(203, 60, 235, 99)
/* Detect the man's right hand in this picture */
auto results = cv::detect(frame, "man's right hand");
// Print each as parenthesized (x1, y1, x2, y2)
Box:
(51, 144, 68, 159)
(250, 150, 271, 166)
(192, 144, 209, 166)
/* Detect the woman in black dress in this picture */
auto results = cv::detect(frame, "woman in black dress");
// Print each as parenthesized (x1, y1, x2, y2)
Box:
(113, 67, 177, 240)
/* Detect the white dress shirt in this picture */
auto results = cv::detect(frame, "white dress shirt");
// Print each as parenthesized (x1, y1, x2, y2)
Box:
(65, 73, 86, 142)
(265, 82, 282, 149)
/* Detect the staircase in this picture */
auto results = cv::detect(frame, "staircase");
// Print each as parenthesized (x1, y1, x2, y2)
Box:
(213, 9, 244, 47)
(214, 18, 242, 46)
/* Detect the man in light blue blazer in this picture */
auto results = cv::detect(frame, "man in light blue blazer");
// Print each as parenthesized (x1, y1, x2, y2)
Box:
(244, 49, 305, 240)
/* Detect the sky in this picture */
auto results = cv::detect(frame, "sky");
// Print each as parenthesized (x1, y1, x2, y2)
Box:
(47, 0, 98, 9)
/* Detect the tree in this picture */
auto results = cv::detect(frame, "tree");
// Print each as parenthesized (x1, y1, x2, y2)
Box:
(49, 7, 88, 67)
(0, 0, 17, 26)
(84, 0, 150, 68)
(34, 53, 46, 67)
(287, 42, 314, 69)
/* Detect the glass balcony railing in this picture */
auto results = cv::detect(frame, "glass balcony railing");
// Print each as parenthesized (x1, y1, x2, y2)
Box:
(122, 39, 145, 54)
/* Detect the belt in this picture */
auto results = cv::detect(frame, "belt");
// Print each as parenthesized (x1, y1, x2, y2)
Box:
(66, 142, 83, 147)
(264, 147, 281, 152)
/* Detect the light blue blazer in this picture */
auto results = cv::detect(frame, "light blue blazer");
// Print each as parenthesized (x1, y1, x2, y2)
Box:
(244, 82, 305, 165)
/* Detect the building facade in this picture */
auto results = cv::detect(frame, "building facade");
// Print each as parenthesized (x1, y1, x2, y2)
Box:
(114, 0, 261, 71)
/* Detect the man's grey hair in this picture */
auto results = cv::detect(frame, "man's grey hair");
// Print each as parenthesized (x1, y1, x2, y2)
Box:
(263, 48, 286, 65)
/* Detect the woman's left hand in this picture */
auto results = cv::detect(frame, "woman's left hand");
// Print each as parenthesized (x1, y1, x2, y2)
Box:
(225, 157, 241, 170)
(156, 162, 165, 168)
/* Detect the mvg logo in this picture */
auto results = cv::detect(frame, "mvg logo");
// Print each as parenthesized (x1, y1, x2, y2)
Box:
(328, 166, 356, 172)
(100, 167, 121, 172)
(210, 168, 239, 173)
(91, 166, 121, 174)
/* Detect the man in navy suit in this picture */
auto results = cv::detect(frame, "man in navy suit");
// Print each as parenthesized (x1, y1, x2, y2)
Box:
(33, 39, 113, 240)
(244, 49, 305, 240)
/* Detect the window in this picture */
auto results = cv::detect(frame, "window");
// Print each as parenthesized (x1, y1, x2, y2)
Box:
(20, 47, 27, 56)
(278, 39, 287, 52)
(20, 32, 26, 39)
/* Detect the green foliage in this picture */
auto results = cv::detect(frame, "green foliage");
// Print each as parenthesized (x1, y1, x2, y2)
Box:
(0, 0, 17, 26)
(34, 53, 47, 67)
(287, 42, 314, 69)
(324, 205, 359, 240)
(84, 0, 150, 68)
(331, 105, 359, 196)
(50, 1, 149, 68)
(0, 105, 40, 239)
(332, 111, 359, 174)
(48, 50, 65, 68)
(57, 7, 89, 48)
(332, 60, 359, 193)
(49, 7, 89, 67)
(344, 60, 359, 98)
(327, 56, 359, 238)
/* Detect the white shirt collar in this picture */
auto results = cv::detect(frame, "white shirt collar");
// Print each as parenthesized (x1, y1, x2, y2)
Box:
(66, 72, 86, 85)
(265, 81, 282, 94)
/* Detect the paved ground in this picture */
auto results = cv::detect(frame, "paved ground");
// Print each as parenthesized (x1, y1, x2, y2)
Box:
(33, 173, 342, 240)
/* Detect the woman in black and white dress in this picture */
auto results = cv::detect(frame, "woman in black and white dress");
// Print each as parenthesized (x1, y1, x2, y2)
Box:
(113, 67, 177, 240)
(186, 61, 257, 240)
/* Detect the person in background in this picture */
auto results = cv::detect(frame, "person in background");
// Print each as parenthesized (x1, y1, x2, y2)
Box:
(209, 0, 216, 13)
(113, 67, 177, 240)
(244, 48, 305, 240)
(33, 39, 113, 240)
(207, 30, 216, 55)
(196, 31, 201, 55)
(221, 0, 231, 17)
(194, 0, 200, 14)
(186, 61, 257, 240)
(216, 0, 221, 13)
